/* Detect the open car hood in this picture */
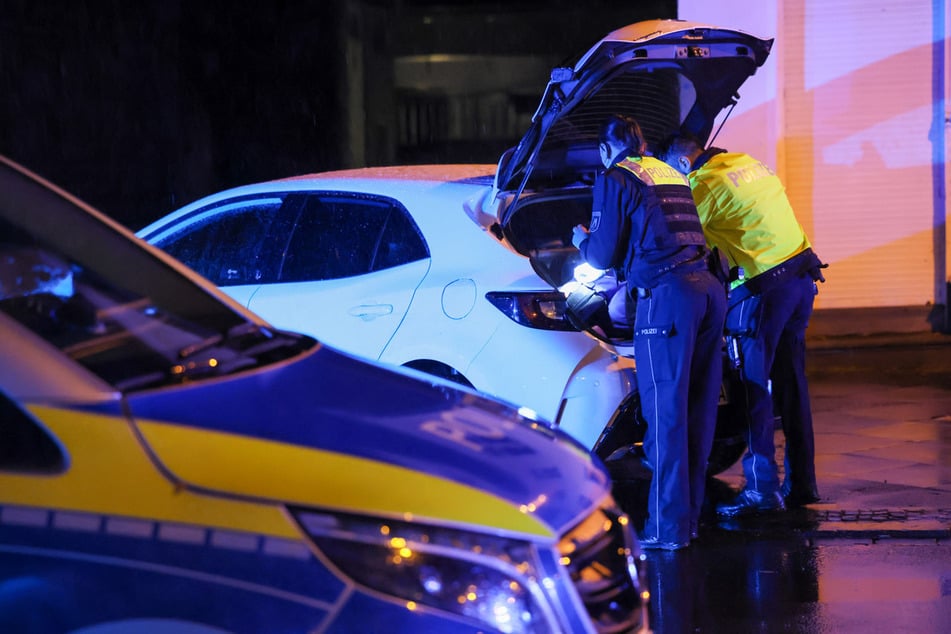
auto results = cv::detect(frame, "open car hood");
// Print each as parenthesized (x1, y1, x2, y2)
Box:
(494, 19, 772, 226)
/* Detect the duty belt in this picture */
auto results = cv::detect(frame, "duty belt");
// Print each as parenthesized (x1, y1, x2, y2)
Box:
(728, 248, 826, 307)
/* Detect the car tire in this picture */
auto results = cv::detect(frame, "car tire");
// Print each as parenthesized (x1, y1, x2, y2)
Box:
(707, 364, 749, 475)
(593, 369, 748, 478)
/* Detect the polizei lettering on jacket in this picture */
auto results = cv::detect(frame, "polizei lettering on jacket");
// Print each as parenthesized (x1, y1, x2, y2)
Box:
(617, 158, 689, 187)
(726, 161, 775, 187)
(616, 156, 705, 248)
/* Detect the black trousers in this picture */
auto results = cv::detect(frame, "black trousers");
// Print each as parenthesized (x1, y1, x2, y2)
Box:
(635, 269, 726, 544)
(727, 273, 818, 497)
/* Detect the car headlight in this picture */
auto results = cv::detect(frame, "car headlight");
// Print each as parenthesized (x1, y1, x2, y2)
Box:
(291, 509, 556, 634)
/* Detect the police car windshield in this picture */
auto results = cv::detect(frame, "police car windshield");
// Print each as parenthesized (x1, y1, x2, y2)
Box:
(0, 158, 313, 391)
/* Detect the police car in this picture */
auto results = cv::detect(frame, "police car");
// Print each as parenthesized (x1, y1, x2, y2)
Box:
(0, 154, 648, 633)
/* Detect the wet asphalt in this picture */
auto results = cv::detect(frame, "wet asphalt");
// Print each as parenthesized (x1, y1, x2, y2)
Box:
(611, 331, 951, 633)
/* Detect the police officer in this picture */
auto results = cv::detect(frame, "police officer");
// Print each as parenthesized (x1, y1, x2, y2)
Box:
(572, 115, 726, 549)
(658, 132, 826, 517)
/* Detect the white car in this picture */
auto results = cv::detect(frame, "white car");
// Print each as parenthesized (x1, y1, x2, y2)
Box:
(139, 19, 772, 471)
(137, 168, 634, 448)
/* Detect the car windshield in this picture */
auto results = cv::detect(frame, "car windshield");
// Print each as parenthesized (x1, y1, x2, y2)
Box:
(0, 157, 314, 391)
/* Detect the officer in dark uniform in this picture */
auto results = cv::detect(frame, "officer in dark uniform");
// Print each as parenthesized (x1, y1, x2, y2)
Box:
(658, 132, 827, 517)
(572, 115, 727, 550)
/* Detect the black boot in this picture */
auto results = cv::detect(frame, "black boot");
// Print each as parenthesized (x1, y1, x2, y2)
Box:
(781, 481, 820, 508)
(715, 489, 785, 518)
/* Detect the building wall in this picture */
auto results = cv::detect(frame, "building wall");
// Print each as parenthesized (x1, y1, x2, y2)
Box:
(679, 0, 950, 327)
(381, 2, 677, 165)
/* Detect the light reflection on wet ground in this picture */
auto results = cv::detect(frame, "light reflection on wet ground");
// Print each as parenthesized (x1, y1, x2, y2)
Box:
(641, 532, 950, 634)
(613, 337, 951, 633)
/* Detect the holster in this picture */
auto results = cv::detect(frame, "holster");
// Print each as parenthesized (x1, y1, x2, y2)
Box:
(729, 248, 827, 308)
(706, 246, 730, 286)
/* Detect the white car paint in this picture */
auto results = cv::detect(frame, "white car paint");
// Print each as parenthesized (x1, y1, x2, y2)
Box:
(139, 165, 634, 448)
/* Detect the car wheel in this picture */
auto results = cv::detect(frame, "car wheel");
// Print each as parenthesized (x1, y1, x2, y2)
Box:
(593, 389, 645, 466)
(593, 374, 748, 478)
(709, 364, 749, 475)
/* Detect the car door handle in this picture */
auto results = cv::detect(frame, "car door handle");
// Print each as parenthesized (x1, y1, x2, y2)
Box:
(348, 304, 394, 321)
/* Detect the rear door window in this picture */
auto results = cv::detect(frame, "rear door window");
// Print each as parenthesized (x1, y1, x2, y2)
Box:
(279, 194, 428, 282)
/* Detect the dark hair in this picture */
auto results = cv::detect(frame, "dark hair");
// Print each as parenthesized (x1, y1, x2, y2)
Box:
(599, 114, 647, 156)
(656, 131, 704, 163)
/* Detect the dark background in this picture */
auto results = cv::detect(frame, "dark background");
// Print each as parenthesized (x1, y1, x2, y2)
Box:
(1, 0, 675, 228)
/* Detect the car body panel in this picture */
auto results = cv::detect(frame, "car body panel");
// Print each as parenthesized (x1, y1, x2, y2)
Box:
(217, 282, 260, 309)
(2, 402, 298, 539)
(122, 345, 606, 537)
(5, 335, 606, 539)
(245, 260, 428, 361)
(139, 165, 637, 441)
(459, 311, 633, 446)
(0, 502, 345, 633)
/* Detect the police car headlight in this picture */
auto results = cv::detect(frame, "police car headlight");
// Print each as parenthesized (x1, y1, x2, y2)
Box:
(292, 509, 555, 634)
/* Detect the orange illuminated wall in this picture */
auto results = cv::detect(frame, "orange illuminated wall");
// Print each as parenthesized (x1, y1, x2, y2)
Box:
(681, 0, 949, 311)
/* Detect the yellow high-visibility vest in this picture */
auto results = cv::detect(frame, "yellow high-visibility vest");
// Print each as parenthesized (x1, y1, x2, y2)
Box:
(689, 152, 811, 283)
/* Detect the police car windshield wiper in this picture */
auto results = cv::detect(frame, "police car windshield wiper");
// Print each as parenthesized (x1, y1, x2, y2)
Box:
(178, 321, 269, 360)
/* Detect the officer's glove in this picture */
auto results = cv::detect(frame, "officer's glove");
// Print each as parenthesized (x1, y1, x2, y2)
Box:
(571, 224, 589, 249)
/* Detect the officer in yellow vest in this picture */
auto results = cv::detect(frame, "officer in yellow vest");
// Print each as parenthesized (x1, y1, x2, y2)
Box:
(572, 115, 726, 549)
(658, 132, 827, 518)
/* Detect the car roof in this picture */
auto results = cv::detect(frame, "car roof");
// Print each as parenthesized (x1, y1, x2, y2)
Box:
(283, 163, 497, 185)
(144, 164, 497, 223)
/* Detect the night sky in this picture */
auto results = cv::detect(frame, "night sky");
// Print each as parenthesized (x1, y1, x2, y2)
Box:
(1, 1, 675, 228)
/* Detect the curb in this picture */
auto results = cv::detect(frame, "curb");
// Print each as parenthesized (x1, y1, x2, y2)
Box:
(807, 331, 951, 351)
(808, 507, 951, 541)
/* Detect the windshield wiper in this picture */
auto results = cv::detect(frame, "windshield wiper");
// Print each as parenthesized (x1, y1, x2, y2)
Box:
(177, 321, 271, 360)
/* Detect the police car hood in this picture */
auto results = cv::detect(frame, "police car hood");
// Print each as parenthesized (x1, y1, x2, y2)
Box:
(125, 344, 608, 538)
(491, 19, 773, 232)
